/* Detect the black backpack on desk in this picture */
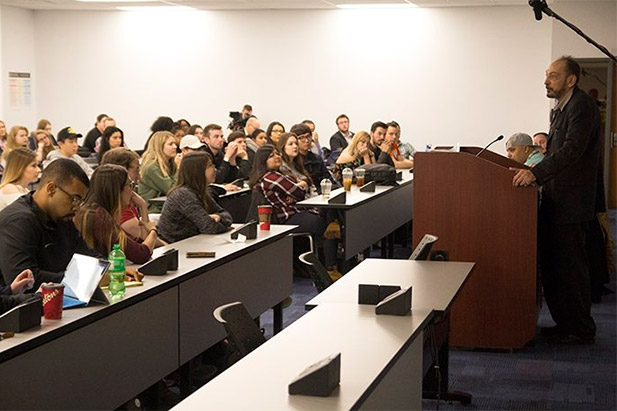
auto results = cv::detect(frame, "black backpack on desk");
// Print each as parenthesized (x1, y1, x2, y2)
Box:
(363, 163, 398, 186)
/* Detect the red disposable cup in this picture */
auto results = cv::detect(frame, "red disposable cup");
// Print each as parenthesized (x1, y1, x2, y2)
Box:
(257, 205, 272, 230)
(42, 283, 64, 320)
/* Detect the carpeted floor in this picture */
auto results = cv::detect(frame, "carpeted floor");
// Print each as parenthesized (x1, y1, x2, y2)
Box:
(260, 210, 617, 410)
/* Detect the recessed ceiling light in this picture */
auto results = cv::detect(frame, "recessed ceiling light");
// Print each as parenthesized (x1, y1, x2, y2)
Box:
(116, 6, 196, 11)
(76, 0, 154, 2)
(337, 2, 418, 9)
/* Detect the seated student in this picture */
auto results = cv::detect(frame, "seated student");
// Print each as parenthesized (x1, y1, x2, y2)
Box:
(0, 120, 7, 155)
(179, 134, 205, 155)
(177, 118, 191, 134)
(46, 127, 94, 178)
(291, 124, 336, 194)
(329, 114, 354, 152)
(275, 132, 314, 195)
(75, 165, 157, 264)
(0, 159, 96, 291)
(246, 128, 268, 168)
(143, 116, 175, 152)
(157, 151, 232, 243)
(369, 121, 395, 167)
(0, 148, 40, 211)
(244, 116, 260, 139)
(171, 122, 186, 150)
(97, 126, 125, 164)
(385, 122, 413, 169)
(203, 123, 245, 184)
(266, 121, 285, 145)
(389, 121, 416, 160)
(101, 147, 163, 246)
(0, 125, 30, 167)
(302, 119, 325, 159)
(82, 114, 108, 154)
(334, 130, 375, 181)
(505, 132, 544, 167)
(29, 119, 57, 149)
(249, 144, 338, 275)
(31, 129, 56, 164)
(187, 124, 204, 142)
(533, 132, 548, 155)
(227, 131, 251, 180)
(139, 131, 179, 212)
(0, 269, 42, 315)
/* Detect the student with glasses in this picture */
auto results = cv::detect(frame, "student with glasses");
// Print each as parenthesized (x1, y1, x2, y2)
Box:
(75, 164, 157, 265)
(101, 147, 164, 247)
(0, 159, 97, 291)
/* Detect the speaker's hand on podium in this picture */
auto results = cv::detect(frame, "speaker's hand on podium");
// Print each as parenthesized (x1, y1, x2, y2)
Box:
(510, 168, 536, 187)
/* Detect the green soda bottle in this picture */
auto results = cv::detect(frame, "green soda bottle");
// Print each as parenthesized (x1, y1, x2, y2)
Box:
(108, 244, 126, 297)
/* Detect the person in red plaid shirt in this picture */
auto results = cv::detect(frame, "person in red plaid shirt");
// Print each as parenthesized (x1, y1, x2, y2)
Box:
(249, 144, 341, 280)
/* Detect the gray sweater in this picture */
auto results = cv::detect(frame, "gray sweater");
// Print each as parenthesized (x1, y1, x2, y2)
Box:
(157, 186, 232, 243)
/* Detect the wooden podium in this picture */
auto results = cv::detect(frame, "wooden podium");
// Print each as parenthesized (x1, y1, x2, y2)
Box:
(413, 147, 539, 349)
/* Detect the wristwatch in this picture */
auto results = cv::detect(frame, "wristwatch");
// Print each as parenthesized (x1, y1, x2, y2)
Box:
(223, 157, 230, 163)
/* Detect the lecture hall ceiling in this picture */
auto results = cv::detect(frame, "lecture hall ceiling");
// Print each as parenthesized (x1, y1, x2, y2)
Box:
(0, 0, 582, 11)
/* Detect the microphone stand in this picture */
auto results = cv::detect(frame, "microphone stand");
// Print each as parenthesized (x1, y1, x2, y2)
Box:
(536, 1, 617, 64)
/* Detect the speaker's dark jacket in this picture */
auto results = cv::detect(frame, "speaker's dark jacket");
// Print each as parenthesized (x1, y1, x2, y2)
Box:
(531, 86, 602, 224)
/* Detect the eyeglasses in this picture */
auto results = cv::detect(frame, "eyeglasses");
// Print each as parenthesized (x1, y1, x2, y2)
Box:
(125, 179, 136, 191)
(56, 184, 83, 206)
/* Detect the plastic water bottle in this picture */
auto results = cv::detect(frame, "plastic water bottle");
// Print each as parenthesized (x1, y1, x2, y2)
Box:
(108, 244, 126, 297)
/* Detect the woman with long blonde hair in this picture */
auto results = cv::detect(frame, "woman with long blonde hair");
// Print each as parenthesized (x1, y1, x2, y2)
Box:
(0, 148, 40, 211)
(333, 130, 375, 182)
(139, 131, 179, 212)
(1, 126, 29, 166)
(75, 164, 157, 264)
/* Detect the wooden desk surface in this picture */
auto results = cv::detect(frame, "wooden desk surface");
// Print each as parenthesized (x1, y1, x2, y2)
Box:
(173, 303, 432, 411)
(306, 259, 475, 312)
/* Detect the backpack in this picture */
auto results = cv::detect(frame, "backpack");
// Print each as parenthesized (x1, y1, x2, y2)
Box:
(363, 163, 398, 186)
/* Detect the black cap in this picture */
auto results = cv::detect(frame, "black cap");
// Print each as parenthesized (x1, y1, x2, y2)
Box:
(57, 127, 83, 142)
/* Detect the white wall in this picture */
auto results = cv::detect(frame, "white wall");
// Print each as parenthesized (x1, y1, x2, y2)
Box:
(551, 0, 617, 59)
(11, 5, 560, 153)
(1, 6, 37, 130)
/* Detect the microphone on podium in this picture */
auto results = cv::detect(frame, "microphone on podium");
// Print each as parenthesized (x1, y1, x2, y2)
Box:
(476, 135, 504, 158)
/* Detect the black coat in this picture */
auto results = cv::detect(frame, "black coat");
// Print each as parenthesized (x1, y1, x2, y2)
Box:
(329, 131, 353, 151)
(531, 86, 602, 224)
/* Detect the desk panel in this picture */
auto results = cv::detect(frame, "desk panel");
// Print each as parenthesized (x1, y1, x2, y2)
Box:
(0, 288, 179, 410)
(344, 181, 413, 259)
(179, 236, 293, 364)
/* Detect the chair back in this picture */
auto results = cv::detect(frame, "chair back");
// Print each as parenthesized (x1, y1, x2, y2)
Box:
(409, 234, 439, 261)
(213, 302, 266, 358)
(299, 249, 334, 293)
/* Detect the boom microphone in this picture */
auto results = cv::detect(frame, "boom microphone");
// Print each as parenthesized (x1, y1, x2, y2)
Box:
(476, 135, 504, 157)
(529, 0, 546, 21)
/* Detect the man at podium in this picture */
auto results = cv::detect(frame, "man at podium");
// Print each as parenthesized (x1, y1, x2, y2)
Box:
(512, 56, 601, 345)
